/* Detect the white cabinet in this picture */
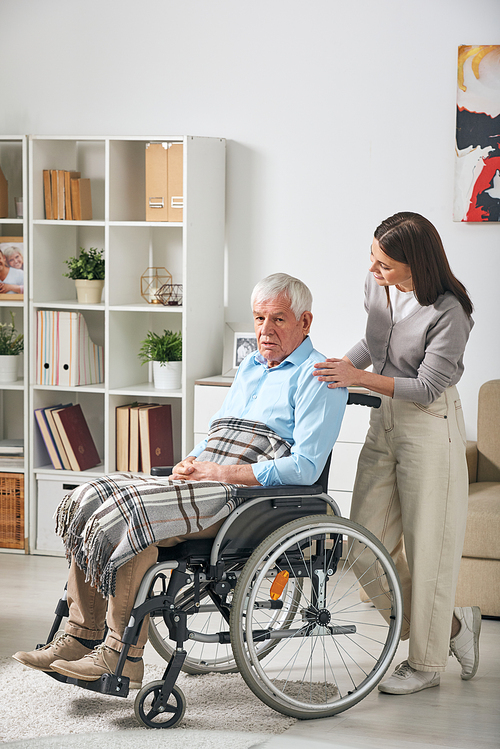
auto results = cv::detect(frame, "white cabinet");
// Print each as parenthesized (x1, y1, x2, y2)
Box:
(193, 377, 232, 445)
(328, 399, 370, 517)
(28, 136, 226, 554)
(35, 473, 87, 554)
(0, 136, 28, 554)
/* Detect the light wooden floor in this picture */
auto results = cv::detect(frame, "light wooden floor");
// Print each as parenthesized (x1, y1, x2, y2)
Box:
(1, 552, 499, 749)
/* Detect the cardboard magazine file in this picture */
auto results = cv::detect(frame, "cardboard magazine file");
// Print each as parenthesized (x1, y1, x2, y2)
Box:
(167, 143, 183, 222)
(36, 310, 104, 386)
(145, 142, 183, 222)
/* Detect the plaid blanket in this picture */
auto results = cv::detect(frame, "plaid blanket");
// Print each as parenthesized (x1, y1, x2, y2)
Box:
(55, 418, 291, 597)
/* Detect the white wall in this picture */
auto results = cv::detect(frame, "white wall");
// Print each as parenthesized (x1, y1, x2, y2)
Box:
(1, 0, 499, 437)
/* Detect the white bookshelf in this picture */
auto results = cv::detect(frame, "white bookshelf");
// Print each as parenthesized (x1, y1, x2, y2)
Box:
(28, 135, 226, 555)
(0, 136, 28, 554)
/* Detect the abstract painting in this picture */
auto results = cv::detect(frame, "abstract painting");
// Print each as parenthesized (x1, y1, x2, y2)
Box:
(454, 45, 500, 222)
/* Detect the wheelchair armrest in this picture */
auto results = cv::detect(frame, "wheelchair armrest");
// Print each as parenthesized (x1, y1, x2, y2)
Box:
(151, 466, 323, 502)
(151, 466, 173, 477)
(230, 483, 323, 500)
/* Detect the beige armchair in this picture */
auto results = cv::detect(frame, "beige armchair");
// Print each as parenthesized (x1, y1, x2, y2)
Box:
(455, 380, 500, 617)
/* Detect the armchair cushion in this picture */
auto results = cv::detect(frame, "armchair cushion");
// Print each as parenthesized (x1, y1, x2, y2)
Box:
(462, 484, 500, 560)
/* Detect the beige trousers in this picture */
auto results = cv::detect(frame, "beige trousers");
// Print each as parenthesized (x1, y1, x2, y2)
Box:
(350, 386, 469, 672)
(64, 522, 223, 656)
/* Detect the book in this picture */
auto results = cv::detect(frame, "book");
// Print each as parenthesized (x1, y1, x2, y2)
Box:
(50, 169, 58, 220)
(51, 403, 100, 471)
(139, 404, 174, 474)
(116, 402, 140, 472)
(0, 165, 7, 218)
(71, 178, 92, 221)
(44, 404, 73, 469)
(34, 406, 65, 469)
(57, 170, 66, 219)
(65, 171, 81, 220)
(43, 170, 53, 219)
(129, 404, 157, 472)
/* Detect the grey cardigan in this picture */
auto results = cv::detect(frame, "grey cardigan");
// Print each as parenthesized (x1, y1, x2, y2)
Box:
(345, 273, 474, 406)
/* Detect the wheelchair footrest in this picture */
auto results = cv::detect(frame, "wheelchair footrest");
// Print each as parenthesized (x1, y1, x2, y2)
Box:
(44, 669, 130, 698)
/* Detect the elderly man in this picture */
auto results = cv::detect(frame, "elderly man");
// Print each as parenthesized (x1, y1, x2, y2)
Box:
(13, 273, 347, 688)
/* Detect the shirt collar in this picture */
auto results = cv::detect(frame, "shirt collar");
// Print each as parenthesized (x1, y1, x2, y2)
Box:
(253, 336, 313, 370)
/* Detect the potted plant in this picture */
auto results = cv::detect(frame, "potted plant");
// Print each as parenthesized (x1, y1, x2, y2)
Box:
(138, 329, 182, 390)
(64, 247, 105, 304)
(0, 311, 23, 383)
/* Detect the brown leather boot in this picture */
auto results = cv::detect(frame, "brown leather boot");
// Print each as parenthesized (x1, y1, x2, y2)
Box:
(51, 643, 144, 689)
(12, 632, 92, 672)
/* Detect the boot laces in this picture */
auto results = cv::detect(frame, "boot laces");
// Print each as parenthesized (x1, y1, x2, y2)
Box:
(49, 631, 72, 649)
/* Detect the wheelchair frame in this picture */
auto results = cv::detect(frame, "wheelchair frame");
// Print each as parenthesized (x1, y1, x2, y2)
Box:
(39, 393, 404, 728)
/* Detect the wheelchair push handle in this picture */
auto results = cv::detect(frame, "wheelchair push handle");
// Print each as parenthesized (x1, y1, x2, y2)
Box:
(347, 392, 381, 408)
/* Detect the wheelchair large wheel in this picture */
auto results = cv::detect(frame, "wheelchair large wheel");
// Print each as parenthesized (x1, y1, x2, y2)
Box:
(230, 515, 402, 719)
(149, 571, 303, 674)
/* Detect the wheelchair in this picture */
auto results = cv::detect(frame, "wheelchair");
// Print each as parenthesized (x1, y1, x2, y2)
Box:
(41, 393, 403, 728)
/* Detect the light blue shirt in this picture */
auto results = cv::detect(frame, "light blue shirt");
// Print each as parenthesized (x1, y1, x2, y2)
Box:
(190, 337, 348, 486)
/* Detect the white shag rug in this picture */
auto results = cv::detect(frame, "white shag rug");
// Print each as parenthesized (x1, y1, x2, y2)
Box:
(0, 657, 296, 745)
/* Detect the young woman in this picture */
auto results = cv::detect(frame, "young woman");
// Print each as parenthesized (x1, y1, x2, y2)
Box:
(314, 211, 480, 694)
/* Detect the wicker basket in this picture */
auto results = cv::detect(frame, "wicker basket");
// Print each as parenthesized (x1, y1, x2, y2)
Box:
(0, 472, 24, 549)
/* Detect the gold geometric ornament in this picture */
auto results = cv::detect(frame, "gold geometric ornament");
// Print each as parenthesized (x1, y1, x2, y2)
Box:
(140, 267, 172, 304)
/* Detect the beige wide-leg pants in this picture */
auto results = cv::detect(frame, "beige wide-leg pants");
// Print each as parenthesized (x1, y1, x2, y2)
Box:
(350, 386, 469, 672)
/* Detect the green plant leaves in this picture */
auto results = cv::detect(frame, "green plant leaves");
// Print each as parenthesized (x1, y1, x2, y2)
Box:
(63, 247, 105, 280)
(0, 311, 23, 355)
(138, 330, 182, 364)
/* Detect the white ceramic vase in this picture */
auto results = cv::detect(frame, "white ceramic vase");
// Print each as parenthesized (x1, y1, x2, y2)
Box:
(153, 360, 182, 390)
(75, 279, 104, 304)
(0, 354, 19, 383)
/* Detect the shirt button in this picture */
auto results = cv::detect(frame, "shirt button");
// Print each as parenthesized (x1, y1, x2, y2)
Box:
(252, 394, 257, 399)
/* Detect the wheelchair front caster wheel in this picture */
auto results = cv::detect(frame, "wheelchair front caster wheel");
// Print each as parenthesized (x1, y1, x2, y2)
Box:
(134, 680, 186, 728)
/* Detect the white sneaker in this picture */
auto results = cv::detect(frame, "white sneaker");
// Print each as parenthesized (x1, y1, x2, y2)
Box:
(378, 660, 440, 694)
(450, 606, 481, 680)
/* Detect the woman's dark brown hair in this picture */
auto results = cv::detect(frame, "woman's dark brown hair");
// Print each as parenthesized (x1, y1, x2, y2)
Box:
(374, 212, 473, 316)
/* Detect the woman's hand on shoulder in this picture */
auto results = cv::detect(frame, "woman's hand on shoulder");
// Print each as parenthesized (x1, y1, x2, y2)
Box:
(313, 357, 361, 388)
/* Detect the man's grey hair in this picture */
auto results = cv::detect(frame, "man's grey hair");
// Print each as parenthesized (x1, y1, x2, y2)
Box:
(251, 273, 313, 319)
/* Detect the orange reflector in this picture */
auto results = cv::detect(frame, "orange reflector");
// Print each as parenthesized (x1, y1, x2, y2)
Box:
(270, 570, 290, 600)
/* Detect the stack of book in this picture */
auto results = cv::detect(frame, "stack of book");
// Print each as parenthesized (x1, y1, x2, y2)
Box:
(43, 170, 92, 220)
(0, 439, 24, 463)
(34, 403, 101, 471)
(116, 403, 173, 474)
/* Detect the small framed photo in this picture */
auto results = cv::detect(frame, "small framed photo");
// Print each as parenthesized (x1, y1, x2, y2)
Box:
(222, 322, 257, 377)
(0, 237, 24, 300)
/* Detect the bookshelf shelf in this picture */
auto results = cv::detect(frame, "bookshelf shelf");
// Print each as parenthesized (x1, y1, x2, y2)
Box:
(109, 383, 183, 398)
(0, 300, 24, 308)
(27, 134, 226, 555)
(0, 135, 28, 553)
(109, 304, 183, 313)
(33, 300, 105, 310)
(109, 221, 183, 228)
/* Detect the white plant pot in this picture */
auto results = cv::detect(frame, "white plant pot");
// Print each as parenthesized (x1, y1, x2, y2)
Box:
(153, 360, 182, 390)
(0, 354, 19, 383)
(75, 279, 104, 304)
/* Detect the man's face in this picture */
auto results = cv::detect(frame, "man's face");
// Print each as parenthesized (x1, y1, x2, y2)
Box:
(253, 293, 312, 368)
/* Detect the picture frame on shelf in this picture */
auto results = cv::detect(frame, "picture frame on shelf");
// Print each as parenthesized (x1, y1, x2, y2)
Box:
(0, 237, 24, 300)
(222, 322, 257, 377)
